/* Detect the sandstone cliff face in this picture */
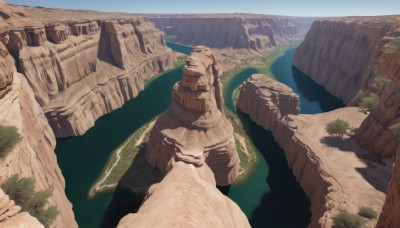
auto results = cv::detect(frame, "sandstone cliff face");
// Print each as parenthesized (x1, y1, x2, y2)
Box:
(273, 108, 390, 228)
(377, 146, 400, 227)
(146, 46, 240, 186)
(0, 188, 44, 228)
(293, 17, 400, 157)
(148, 14, 300, 52)
(0, 71, 77, 227)
(237, 74, 299, 131)
(117, 160, 250, 228)
(0, 2, 176, 137)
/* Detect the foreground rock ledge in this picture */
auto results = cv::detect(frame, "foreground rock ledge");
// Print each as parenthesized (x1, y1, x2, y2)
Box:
(145, 45, 240, 186)
(117, 161, 250, 228)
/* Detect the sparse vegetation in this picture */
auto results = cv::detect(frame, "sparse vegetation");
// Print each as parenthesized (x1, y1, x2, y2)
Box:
(0, 125, 22, 159)
(353, 90, 367, 105)
(359, 93, 379, 111)
(326, 119, 351, 139)
(373, 75, 391, 91)
(386, 38, 400, 53)
(332, 210, 365, 228)
(358, 206, 378, 219)
(1, 174, 60, 227)
(390, 122, 400, 140)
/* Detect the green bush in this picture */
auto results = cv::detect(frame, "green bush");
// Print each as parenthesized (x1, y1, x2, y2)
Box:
(0, 125, 22, 159)
(360, 93, 379, 111)
(326, 119, 350, 138)
(1, 174, 60, 227)
(353, 90, 366, 105)
(390, 122, 400, 140)
(373, 75, 391, 91)
(358, 206, 377, 219)
(386, 38, 400, 53)
(333, 210, 365, 228)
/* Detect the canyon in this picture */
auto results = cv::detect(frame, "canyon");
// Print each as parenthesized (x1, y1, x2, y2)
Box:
(0, 1, 176, 138)
(237, 75, 393, 227)
(292, 16, 400, 157)
(148, 14, 313, 52)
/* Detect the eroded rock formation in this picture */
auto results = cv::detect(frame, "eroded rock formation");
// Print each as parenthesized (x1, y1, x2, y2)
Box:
(0, 188, 44, 228)
(237, 74, 299, 131)
(148, 14, 303, 52)
(0, 65, 76, 226)
(117, 158, 250, 228)
(293, 16, 400, 157)
(248, 105, 390, 227)
(0, 2, 176, 137)
(146, 46, 240, 186)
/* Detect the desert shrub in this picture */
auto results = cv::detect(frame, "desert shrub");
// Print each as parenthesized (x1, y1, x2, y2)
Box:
(373, 75, 391, 91)
(326, 119, 350, 138)
(358, 206, 377, 219)
(360, 93, 378, 111)
(1, 174, 60, 227)
(0, 125, 22, 159)
(332, 210, 365, 228)
(390, 122, 400, 140)
(386, 38, 400, 53)
(353, 90, 366, 105)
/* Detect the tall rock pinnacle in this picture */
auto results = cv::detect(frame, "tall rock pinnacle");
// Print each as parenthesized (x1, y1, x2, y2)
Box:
(145, 45, 240, 186)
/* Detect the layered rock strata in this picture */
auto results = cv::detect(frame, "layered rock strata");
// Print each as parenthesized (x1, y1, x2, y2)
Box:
(145, 46, 240, 186)
(237, 74, 299, 131)
(0, 188, 43, 228)
(263, 107, 390, 227)
(118, 158, 250, 228)
(0, 2, 176, 137)
(293, 16, 400, 156)
(0, 49, 76, 227)
(148, 14, 302, 52)
(377, 146, 400, 227)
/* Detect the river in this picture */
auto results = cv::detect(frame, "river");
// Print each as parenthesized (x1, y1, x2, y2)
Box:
(56, 43, 343, 228)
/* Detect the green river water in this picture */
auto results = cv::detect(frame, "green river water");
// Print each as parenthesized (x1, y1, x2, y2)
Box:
(56, 43, 343, 227)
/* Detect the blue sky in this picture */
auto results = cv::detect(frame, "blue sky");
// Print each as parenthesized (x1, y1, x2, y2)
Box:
(7, 0, 400, 17)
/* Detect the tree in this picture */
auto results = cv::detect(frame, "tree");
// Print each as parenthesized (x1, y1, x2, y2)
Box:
(390, 122, 400, 140)
(373, 75, 391, 91)
(333, 210, 365, 228)
(326, 119, 350, 139)
(1, 174, 60, 227)
(0, 125, 22, 159)
(360, 93, 378, 111)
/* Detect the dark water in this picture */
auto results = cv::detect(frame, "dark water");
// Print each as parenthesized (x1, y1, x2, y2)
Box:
(56, 42, 191, 228)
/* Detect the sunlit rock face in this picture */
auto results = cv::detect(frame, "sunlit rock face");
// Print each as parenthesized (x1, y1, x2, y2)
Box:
(146, 45, 240, 186)
(0, 2, 176, 138)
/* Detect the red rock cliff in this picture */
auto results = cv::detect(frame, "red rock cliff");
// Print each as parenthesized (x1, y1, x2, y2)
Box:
(0, 2, 176, 138)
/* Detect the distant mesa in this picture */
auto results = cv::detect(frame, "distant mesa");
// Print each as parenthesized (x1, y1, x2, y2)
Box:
(145, 45, 240, 186)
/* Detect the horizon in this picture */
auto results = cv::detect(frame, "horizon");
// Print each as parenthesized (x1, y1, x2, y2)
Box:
(6, 0, 400, 17)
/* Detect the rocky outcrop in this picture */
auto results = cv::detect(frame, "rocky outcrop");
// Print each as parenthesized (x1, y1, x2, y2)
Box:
(0, 70, 77, 227)
(377, 146, 400, 227)
(0, 42, 13, 98)
(117, 159, 250, 228)
(0, 2, 176, 137)
(272, 108, 391, 228)
(237, 74, 299, 131)
(0, 188, 44, 228)
(293, 16, 400, 157)
(0, 43, 77, 228)
(148, 14, 301, 52)
(145, 46, 240, 186)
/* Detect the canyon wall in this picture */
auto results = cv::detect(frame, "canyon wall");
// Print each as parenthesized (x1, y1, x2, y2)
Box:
(377, 146, 400, 227)
(0, 42, 76, 227)
(147, 14, 303, 52)
(146, 46, 240, 186)
(292, 16, 400, 157)
(237, 74, 299, 131)
(0, 2, 176, 137)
